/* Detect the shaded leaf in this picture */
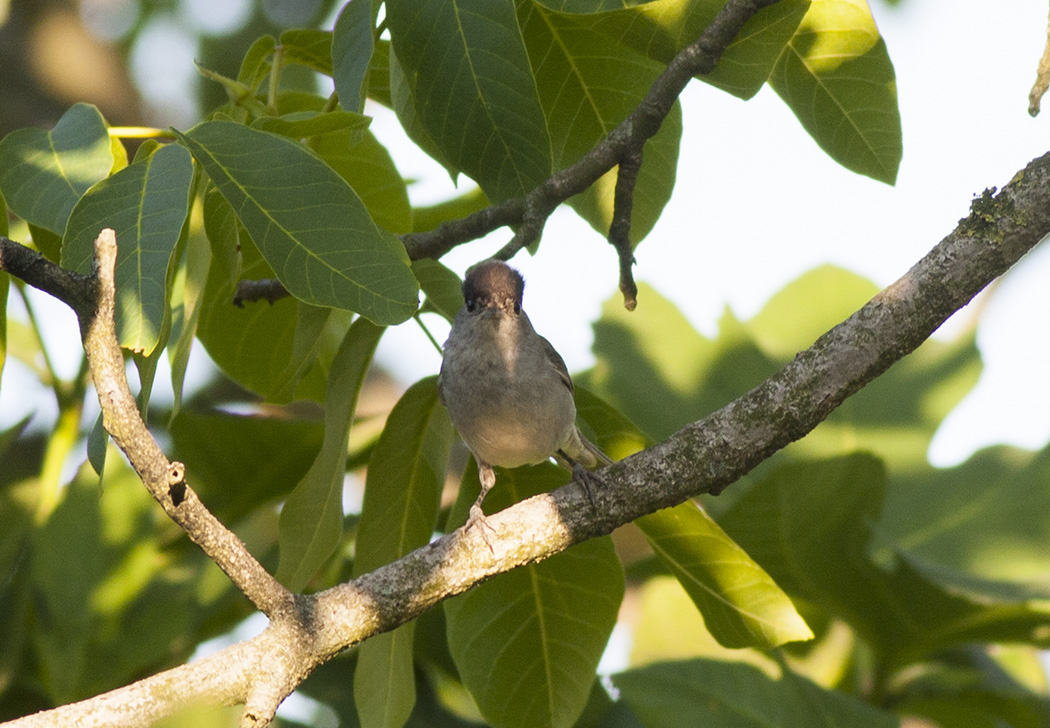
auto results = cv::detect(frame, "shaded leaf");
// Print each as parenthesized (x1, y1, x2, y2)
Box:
(333, 0, 376, 113)
(62, 143, 193, 355)
(615, 658, 898, 728)
(177, 121, 418, 325)
(769, 0, 902, 183)
(277, 318, 384, 591)
(251, 110, 371, 138)
(412, 258, 462, 322)
(445, 464, 624, 728)
(170, 411, 324, 524)
(0, 103, 112, 235)
(386, 0, 552, 202)
(281, 29, 334, 76)
(353, 376, 452, 728)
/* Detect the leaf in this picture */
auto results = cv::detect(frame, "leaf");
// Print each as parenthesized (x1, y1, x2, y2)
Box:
(280, 29, 334, 76)
(238, 35, 276, 89)
(386, 0, 553, 202)
(170, 411, 324, 524)
(519, 3, 681, 245)
(309, 129, 412, 234)
(61, 143, 194, 354)
(167, 227, 211, 418)
(445, 464, 624, 728)
(412, 258, 463, 321)
(411, 186, 489, 233)
(276, 318, 384, 591)
(553, 0, 810, 101)
(875, 444, 1050, 593)
(250, 110, 371, 138)
(768, 0, 902, 184)
(719, 455, 1050, 665)
(0, 103, 113, 235)
(353, 377, 452, 728)
(176, 121, 419, 325)
(637, 502, 812, 649)
(615, 658, 898, 728)
(333, 0, 375, 113)
(195, 210, 339, 402)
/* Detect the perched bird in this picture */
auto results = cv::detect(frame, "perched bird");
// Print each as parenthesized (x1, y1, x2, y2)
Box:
(437, 259, 612, 543)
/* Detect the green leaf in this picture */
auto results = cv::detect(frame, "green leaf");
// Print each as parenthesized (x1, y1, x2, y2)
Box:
(195, 213, 338, 402)
(368, 38, 393, 108)
(250, 110, 371, 138)
(277, 318, 384, 591)
(637, 501, 812, 649)
(167, 228, 212, 418)
(353, 376, 452, 728)
(238, 35, 277, 89)
(615, 658, 898, 728)
(411, 186, 489, 233)
(386, 0, 553, 202)
(445, 464, 624, 728)
(768, 0, 902, 183)
(333, 0, 375, 113)
(87, 412, 108, 478)
(412, 258, 463, 321)
(519, 3, 681, 245)
(553, 0, 810, 101)
(280, 29, 334, 76)
(177, 121, 419, 325)
(876, 444, 1050, 593)
(719, 455, 1050, 665)
(170, 411, 324, 524)
(61, 143, 193, 355)
(309, 129, 412, 234)
(0, 103, 113, 235)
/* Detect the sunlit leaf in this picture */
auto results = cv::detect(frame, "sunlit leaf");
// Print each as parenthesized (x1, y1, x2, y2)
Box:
(0, 103, 112, 235)
(637, 502, 812, 649)
(62, 143, 193, 355)
(769, 0, 902, 183)
(281, 29, 334, 76)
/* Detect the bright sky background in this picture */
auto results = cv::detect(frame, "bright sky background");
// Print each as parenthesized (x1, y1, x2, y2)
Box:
(3, 0, 1050, 472)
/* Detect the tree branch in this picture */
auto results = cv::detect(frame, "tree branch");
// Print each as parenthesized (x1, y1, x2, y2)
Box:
(6, 150, 1050, 727)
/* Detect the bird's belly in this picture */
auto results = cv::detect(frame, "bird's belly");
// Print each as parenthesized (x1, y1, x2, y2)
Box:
(467, 413, 568, 468)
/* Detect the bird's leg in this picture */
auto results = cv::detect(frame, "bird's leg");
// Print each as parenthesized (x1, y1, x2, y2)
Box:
(558, 450, 601, 510)
(464, 459, 498, 552)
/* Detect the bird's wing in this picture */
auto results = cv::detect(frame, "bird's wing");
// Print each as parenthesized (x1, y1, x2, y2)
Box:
(540, 335, 574, 394)
(436, 363, 446, 406)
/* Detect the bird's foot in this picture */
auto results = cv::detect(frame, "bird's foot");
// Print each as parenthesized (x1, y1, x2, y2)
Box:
(464, 503, 497, 553)
(572, 463, 605, 510)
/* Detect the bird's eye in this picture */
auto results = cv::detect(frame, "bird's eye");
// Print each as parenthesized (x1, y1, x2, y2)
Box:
(466, 298, 477, 312)
(513, 302, 521, 314)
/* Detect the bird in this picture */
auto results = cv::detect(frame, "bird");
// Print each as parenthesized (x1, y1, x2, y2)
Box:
(437, 259, 613, 545)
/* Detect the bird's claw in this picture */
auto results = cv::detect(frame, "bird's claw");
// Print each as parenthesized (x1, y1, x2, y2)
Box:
(464, 504, 497, 553)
